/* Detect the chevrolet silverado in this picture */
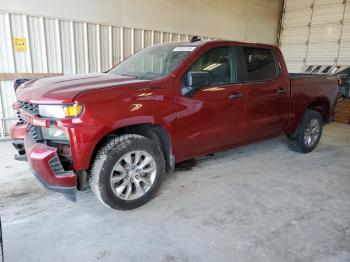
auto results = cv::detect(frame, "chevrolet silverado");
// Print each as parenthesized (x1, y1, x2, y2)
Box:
(11, 39, 338, 210)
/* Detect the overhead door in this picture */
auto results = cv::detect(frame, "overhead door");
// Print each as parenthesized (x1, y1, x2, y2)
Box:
(279, 0, 349, 72)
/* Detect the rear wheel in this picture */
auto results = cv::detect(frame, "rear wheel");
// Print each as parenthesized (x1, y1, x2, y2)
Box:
(287, 109, 323, 153)
(89, 134, 164, 210)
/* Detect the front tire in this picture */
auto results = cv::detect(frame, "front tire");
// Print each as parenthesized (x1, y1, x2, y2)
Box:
(287, 109, 323, 153)
(89, 134, 165, 210)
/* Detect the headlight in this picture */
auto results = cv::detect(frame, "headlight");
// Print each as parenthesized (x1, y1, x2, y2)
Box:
(41, 126, 69, 141)
(38, 104, 83, 119)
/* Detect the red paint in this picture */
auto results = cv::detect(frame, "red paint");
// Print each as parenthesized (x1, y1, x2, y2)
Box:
(19, 109, 50, 127)
(24, 134, 76, 187)
(10, 124, 27, 140)
(11, 40, 339, 190)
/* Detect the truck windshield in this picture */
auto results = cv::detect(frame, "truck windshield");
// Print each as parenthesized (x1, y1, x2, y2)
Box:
(108, 45, 195, 80)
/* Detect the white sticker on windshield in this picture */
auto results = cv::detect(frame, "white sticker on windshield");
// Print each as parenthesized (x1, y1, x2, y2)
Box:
(173, 46, 196, 52)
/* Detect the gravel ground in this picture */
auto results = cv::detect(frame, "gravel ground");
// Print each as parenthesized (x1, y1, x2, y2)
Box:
(0, 123, 349, 262)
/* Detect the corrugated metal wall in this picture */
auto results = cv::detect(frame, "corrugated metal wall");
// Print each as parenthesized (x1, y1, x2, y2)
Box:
(0, 11, 216, 136)
(279, 0, 350, 72)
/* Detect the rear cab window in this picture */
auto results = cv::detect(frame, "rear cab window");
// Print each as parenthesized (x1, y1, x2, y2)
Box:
(241, 47, 278, 82)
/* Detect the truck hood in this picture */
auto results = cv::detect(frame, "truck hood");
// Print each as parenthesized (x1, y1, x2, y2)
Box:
(16, 73, 150, 103)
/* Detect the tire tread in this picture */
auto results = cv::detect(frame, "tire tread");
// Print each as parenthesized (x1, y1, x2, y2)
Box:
(287, 109, 323, 154)
(89, 134, 163, 210)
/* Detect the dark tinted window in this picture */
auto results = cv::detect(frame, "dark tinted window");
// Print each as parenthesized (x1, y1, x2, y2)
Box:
(188, 47, 235, 85)
(243, 47, 277, 81)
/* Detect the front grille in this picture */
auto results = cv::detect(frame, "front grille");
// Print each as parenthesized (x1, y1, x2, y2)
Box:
(16, 110, 25, 126)
(18, 101, 39, 115)
(15, 101, 39, 125)
(28, 125, 44, 143)
(48, 156, 66, 175)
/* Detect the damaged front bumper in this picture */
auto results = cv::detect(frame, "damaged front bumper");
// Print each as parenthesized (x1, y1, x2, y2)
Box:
(10, 124, 27, 161)
(11, 124, 77, 201)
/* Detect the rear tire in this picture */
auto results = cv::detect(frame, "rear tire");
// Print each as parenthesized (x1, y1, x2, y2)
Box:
(287, 109, 323, 153)
(89, 134, 165, 210)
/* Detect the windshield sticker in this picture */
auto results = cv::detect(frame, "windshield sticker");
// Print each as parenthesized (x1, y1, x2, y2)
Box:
(173, 46, 196, 52)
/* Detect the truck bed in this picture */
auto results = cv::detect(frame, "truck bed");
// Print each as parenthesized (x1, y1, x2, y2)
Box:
(285, 73, 339, 133)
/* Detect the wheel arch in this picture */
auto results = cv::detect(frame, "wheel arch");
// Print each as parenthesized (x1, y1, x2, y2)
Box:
(89, 123, 174, 174)
(308, 96, 331, 123)
(285, 96, 331, 135)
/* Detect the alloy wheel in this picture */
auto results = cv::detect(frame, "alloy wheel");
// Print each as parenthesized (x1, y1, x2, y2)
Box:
(304, 119, 320, 147)
(110, 150, 157, 200)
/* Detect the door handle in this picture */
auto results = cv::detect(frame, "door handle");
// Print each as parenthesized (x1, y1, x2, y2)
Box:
(228, 93, 244, 100)
(276, 88, 287, 94)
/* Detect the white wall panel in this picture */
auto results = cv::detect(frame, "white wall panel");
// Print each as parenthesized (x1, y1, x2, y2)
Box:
(0, 81, 17, 133)
(87, 24, 100, 73)
(73, 22, 87, 74)
(0, 13, 15, 73)
(171, 33, 179, 42)
(180, 34, 187, 41)
(100, 25, 111, 72)
(154, 31, 162, 45)
(10, 14, 32, 73)
(163, 33, 171, 43)
(144, 30, 152, 48)
(59, 20, 75, 75)
(111, 26, 121, 65)
(0, 82, 16, 119)
(44, 18, 62, 73)
(134, 29, 143, 53)
(123, 28, 132, 58)
(28, 16, 47, 72)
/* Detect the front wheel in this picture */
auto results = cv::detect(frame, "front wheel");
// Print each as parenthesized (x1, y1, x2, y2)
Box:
(287, 109, 323, 153)
(89, 134, 165, 210)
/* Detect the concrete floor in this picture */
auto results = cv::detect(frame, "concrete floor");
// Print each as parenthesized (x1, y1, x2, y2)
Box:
(0, 123, 350, 262)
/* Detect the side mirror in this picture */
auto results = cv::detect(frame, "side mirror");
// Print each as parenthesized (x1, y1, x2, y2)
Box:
(182, 71, 209, 96)
(187, 71, 209, 88)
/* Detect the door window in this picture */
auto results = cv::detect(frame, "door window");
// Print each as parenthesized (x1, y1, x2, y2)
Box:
(188, 47, 236, 85)
(242, 47, 277, 82)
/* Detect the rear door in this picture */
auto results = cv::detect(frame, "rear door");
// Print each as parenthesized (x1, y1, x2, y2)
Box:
(238, 46, 289, 140)
(175, 46, 246, 161)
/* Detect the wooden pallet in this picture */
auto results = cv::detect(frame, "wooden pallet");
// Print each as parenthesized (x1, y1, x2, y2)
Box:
(334, 100, 350, 124)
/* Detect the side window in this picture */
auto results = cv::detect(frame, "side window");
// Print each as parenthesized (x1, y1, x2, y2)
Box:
(242, 47, 277, 82)
(188, 47, 235, 85)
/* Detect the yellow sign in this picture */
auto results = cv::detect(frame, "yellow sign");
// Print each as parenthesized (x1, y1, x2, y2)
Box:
(13, 37, 27, 52)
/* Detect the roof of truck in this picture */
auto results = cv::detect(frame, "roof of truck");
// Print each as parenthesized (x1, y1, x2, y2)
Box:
(155, 39, 277, 49)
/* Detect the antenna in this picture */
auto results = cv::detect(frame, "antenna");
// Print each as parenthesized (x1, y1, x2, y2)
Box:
(190, 36, 201, 43)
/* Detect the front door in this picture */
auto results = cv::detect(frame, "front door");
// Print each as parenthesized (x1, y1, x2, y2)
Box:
(175, 46, 245, 161)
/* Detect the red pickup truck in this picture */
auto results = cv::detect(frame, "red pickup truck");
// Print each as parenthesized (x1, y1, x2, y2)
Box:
(11, 39, 338, 210)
